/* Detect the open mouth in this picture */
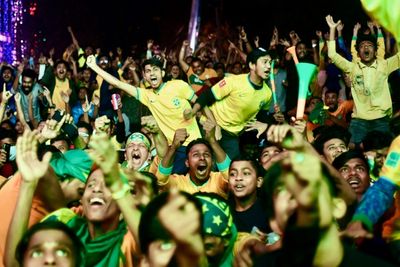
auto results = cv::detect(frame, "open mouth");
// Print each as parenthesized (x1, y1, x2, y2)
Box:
(89, 197, 105, 206)
(234, 184, 245, 191)
(347, 177, 361, 189)
(197, 164, 208, 175)
(132, 152, 141, 160)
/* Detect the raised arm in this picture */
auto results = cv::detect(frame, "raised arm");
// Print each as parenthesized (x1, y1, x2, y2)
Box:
(141, 115, 169, 159)
(86, 55, 138, 98)
(0, 85, 13, 123)
(88, 132, 142, 243)
(5, 130, 53, 267)
(67, 26, 80, 50)
(179, 40, 190, 73)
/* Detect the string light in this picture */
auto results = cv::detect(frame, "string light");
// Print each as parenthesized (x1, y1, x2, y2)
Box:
(0, 0, 24, 64)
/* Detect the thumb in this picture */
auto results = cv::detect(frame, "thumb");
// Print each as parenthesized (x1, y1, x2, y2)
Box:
(42, 151, 53, 165)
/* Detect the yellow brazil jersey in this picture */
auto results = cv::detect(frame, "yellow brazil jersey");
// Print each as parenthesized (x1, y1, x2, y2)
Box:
(158, 171, 229, 199)
(136, 80, 202, 146)
(187, 67, 218, 93)
(210, 74, 272, 135)
(52, 78, 70, 110)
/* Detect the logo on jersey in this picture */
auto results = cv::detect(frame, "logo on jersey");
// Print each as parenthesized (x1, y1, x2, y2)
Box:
(172, 98, 181, 107)
(218, 80, 226, 88)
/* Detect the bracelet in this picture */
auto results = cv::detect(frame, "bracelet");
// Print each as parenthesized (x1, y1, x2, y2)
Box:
(111, 183, 131, 200)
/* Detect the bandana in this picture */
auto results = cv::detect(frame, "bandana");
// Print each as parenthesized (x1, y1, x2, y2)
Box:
(50, 149, 93, 183)
(126, 132, 151, 150)
(195, 194, 238, 267)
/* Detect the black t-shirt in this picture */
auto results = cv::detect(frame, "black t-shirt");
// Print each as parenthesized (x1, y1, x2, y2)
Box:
(232, 199, 270, 234)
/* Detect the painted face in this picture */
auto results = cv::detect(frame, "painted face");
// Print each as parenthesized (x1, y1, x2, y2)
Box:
(322, 138, 348, 163)
(125, 141, 150, 170)
(55, 63, 67, 80)
(2, 69, 12, 82)
(338, 158, 370, 198)
(143, 64, 163, 89)
(324, 92, 338, 111)
(186, 144, 213, 183)
(260, 146, 282, 170)
(23, 229, 75, 267)
(229, 160, 262, 200)
(82, 169, 120, 223)
(358, 41, 376, 65)
(191, 60, 204, 76)
(253, 55, 272, 80)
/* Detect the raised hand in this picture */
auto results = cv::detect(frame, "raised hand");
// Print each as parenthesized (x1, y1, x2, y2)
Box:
(278, 38, 291, 48)
(353, 22, 361, 36)
(182, 40, 190, 47)
(172, 128, 188, 148)
(82, 95, 92, 113)
(245, 120, 268, 138)
(147, 39, 154, 50)
(39, 113, 66, 141)
(92, 95, 100, 107)
(1, 84, 13, 104)
(266, 124, 305, 150)
(325, 15, 341, 29)
(16, 130, 52, 183)
(202, 119, 217, 141)
(141, 115, 160, 134)
(88, 132, 118, 179)
(86, 55, 97, 68)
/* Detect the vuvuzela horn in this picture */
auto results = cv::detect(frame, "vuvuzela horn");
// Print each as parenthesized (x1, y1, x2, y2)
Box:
(295, 62, 317, 120)
(286, 46, 299, 64)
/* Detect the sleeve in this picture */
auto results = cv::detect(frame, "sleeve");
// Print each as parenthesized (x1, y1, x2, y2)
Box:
(156, 163, 172, 187)
(352, 177, 398, 231)
(386, 51, 400, 74)
(176, 81, 196, 101)
(351, 37, 358, 60)
(327, 41, 354, 73)
(211, 77, 233, 100)
(77, 48, 86, 68)
(377, 33, 386, 59)
(196, 88, 217, 108)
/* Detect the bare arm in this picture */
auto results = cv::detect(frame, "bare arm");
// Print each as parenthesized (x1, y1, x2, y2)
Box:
(5, 131, 53, 267)
(67, 26, 80, 50)
(179, 40, 190, 73)
(86, 55, 138, 98)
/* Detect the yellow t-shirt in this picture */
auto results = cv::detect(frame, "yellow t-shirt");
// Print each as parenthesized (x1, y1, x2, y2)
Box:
(136, 80, 201, 146)
(52, 78, 70, 110)
(210, 74, 272, 135)
(157, 171, 229, 199)
(186, 67, 218, 93)
(328, 40, 400, 120)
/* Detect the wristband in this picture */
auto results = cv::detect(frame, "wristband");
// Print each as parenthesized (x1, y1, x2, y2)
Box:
(111, 183, 131, 200)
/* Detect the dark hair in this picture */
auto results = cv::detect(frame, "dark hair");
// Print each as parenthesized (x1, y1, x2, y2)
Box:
(138, 191, 202, 254)
(142, 57, 163, 70)
(246, 47, 269, 65)
(1, 65, 14, 76)
(21, 69, 37, 81)
(140, 171, 159, 195)
(258, 140, 282, 160)
(362, 131, 393, 151)
(76, 121, 93, 135)
(230, 156, 266, 178)
(0, 128, 17, 142)
(191, 57, 203, 65)
(16, 221, 84, 266)
(54, 59, 70, 70)
(312, 126, 350, 155)
(185, 138, 213, 157)
(50, 133, 72, 147)
(355, 33, 378, 52)
(332, 149, 369, 171)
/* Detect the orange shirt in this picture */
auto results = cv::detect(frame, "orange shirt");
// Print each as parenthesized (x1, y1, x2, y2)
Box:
(0, 173, 49, 267)
(186, 67, 218, 93)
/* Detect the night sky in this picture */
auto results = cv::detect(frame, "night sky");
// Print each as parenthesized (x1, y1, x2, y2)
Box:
(26, 0, 369, 56)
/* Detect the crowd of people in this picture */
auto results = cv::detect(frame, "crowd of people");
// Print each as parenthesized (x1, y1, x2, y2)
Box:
(1, 1, 400, 266)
